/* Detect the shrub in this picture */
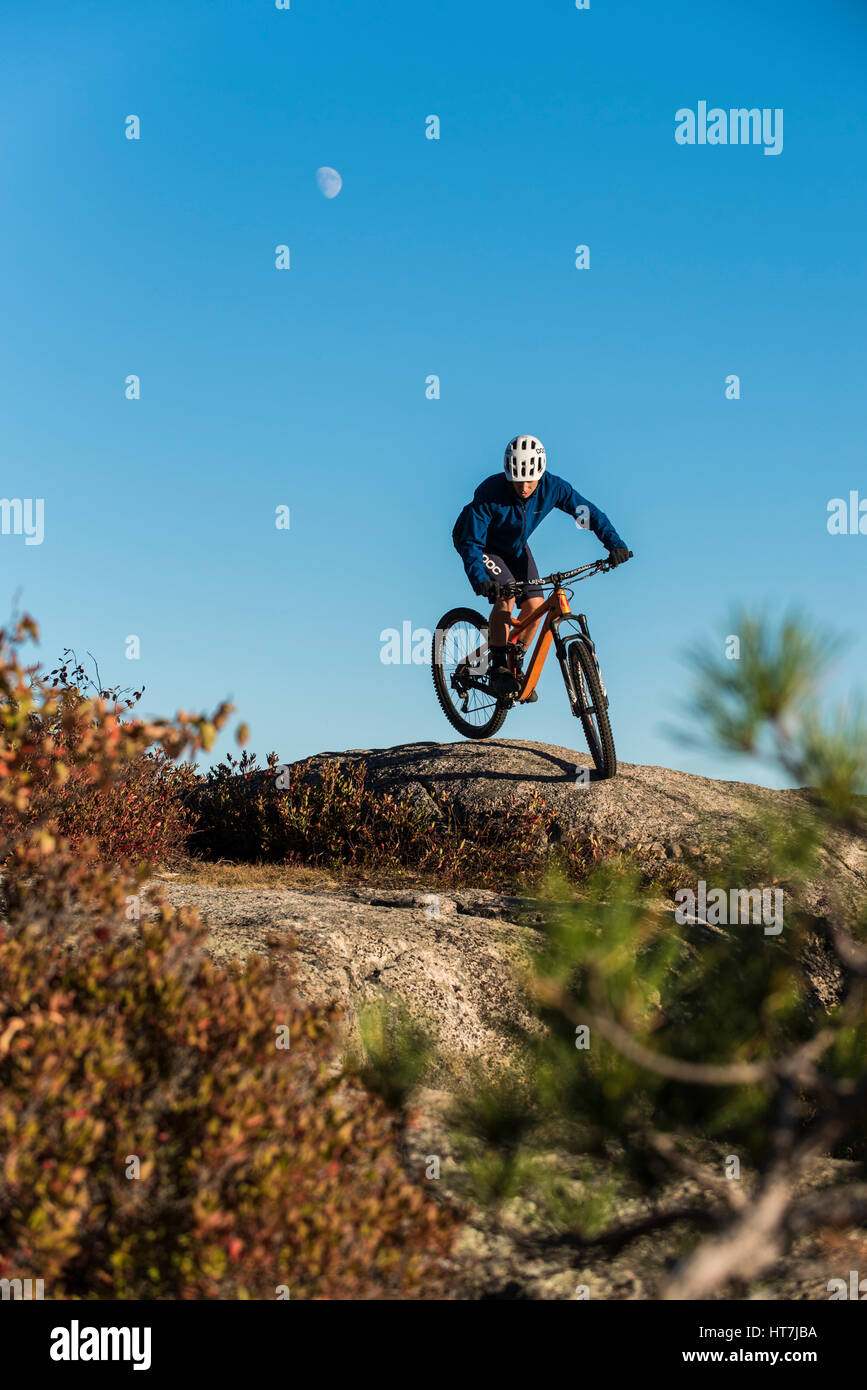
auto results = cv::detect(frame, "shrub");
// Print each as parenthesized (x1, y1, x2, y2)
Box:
(8, 649, 199, 867)
(1, 633, 218, 889)
(188, 750, 674, 893)
(0, 617, 456, 1299)
(0, 909, 456, 1299)
(26, 747, 199, 868)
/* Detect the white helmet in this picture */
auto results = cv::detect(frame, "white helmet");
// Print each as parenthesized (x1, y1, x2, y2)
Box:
(504, 434, 546, 481)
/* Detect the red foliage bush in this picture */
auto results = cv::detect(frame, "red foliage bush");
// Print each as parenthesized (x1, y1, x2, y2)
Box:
(0, 617, 457, 1299)
(0, 907, 456, 1299)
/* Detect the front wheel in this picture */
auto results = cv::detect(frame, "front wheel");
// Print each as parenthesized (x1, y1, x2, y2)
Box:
(432, 607, 508, 739)
(568, 640, 617, 778)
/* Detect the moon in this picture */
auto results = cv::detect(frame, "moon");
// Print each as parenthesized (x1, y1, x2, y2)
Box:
(316, 166, 342, 199)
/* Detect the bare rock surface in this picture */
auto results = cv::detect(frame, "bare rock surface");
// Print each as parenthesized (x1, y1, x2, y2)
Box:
(296, 739, 867, 920)
(152, 881, 546, 1072)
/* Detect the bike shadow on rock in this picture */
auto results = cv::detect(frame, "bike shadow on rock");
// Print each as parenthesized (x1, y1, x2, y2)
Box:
(307, 741, 605, 789)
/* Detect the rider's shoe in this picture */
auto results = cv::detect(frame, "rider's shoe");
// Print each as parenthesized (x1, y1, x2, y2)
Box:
(487, 646, 519, 697)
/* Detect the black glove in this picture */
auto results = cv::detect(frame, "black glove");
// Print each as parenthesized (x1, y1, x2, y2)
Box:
(607, 548, 631, 568)
(478, 579, 499, 600)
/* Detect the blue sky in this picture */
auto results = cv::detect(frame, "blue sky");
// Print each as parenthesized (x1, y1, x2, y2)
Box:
(2, 0, 865, 788)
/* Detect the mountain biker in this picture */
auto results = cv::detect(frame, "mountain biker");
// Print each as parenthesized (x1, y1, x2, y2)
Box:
(452, 435, 632, 697)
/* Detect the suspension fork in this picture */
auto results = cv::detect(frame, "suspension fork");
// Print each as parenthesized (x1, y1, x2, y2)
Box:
(551, 617, 578, 706)
(550, 588, 581, 709)
(552, 612, 599, 713)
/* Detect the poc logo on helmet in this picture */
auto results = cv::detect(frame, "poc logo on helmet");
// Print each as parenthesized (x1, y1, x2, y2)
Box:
(504, 434, 546, 481)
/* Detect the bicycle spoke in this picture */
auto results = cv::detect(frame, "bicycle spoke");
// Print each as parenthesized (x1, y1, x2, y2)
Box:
(438, 620, 498, 729)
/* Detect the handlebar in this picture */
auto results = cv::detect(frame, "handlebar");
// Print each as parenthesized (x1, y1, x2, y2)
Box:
(490, 551, 633, 600)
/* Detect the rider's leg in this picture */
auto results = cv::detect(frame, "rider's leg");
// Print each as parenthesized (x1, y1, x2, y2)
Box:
(506, 546, 544, 653)
(489, 597, 546, 666)
(486, 599, 518, 694)
(514, 596, 547, 651)
(488, 597, 514, 648)
(509, 597, 547, 702)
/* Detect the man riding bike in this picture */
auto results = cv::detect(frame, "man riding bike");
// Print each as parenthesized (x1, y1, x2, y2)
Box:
(452, 434, 632, 697)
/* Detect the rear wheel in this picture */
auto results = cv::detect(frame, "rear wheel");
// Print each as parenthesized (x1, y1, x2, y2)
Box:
(433, 607, 508, 739)
(568, 640, 617, 778)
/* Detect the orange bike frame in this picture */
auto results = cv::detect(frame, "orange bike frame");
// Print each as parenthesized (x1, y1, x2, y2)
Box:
(505, 585, 574, 701)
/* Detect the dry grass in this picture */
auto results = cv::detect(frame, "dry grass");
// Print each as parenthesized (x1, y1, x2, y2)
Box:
(158, 857, 508, 893)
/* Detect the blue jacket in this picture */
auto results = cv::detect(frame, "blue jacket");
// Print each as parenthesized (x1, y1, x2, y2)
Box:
(452, 472, 627, 592)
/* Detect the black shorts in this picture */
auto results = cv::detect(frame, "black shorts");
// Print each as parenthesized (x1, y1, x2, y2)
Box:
(480, 546, 543, 604)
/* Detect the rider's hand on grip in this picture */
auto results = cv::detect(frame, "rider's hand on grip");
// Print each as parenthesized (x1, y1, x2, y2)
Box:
(606, 548, 632, 568)
(478, 579, 500, 600)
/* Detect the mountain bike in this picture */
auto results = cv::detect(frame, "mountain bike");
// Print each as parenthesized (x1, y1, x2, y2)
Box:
(432, 555, 630, 779)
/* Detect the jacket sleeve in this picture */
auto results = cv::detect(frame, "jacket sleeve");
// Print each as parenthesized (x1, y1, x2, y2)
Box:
(453, 490, 494, 592)
(551, 475, 627, 552)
